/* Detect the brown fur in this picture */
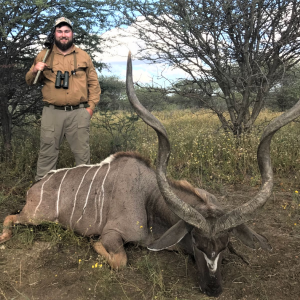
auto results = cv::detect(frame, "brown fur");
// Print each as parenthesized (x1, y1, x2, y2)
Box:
(168, 179, 224, 218)
(114, 151, 152, 168)
(92, 240, 127, 269)
(0, 215, 18, 243)
(169, 179, 208, 204)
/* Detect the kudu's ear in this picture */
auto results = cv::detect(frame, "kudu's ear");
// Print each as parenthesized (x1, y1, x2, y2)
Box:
(147, 220, 192, 251)
(231, 224, 272, 251)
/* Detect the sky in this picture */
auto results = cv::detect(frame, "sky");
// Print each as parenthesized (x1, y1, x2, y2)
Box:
(98, 26, 187, 86)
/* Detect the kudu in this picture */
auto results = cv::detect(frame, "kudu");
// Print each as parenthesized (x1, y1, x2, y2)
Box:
(1, 52, 300, 297)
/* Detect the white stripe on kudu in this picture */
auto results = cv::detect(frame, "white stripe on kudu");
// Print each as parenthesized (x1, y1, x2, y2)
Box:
(34, 172, 55, 217)
(76, 165, 102, 224)
(56, 169, 70, 219)
(70, 166, 93, 229)
(1, 52, 296, 299)
(98, 160, 112, 227)
(71, 155, 115, 229)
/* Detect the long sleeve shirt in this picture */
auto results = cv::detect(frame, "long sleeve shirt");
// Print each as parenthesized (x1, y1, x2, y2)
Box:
(26, 44, 101, 110)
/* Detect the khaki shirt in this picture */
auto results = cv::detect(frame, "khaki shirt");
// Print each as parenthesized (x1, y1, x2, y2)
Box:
(26, 44, 101, 110)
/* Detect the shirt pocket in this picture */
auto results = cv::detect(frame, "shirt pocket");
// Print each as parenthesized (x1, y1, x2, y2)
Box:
(43, 61, 60, 83)
(71, 60, 88, 95)
(75, 60, 88, 77)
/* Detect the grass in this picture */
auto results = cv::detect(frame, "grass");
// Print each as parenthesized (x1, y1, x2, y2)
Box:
(0, 221, 87, 250)
(136, 253, 166, 298)
(0, 109, 299, 200)
(131, 109, 300, 187)
(0, 108, 299, 299)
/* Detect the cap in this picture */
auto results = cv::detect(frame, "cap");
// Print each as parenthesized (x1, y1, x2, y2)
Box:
(54, 17, 73, 28)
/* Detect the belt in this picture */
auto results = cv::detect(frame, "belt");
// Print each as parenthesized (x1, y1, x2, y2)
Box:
(44, 102, 89, 111)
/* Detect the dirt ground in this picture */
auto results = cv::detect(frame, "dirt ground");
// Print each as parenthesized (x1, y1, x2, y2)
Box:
(0, 184, 299, 300)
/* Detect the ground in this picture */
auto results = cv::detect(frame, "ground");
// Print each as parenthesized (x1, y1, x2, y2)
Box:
(0, 184, 299, 300)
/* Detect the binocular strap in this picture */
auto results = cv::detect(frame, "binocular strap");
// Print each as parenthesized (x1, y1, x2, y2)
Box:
(48, 50, 86, 76)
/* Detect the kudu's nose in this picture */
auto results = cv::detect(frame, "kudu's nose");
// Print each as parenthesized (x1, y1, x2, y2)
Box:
(203, 285, 223, 298)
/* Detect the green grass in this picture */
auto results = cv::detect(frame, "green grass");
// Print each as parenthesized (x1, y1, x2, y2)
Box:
(0, 109, 299, 193)
(0, 108, 299, 300)
(1, 222, 87, 250)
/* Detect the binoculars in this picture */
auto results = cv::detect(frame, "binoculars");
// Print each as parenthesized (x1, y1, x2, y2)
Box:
(55, 71, 69, 89)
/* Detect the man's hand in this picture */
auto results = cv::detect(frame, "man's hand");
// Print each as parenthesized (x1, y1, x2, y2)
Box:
(33, 62, 47, 74)
(86, 108, 93, 117)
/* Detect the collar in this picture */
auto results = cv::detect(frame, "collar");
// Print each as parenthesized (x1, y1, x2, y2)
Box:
(52, 44, 79, 55)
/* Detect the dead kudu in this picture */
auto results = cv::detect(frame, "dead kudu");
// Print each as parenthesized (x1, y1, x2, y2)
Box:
(1, 53, 300, 297)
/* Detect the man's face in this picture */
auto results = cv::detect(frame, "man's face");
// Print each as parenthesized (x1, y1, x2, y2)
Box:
(54, 25, 74, 51)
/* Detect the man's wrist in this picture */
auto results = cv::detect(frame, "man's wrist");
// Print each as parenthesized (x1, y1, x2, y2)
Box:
(86, 107, 93, 117)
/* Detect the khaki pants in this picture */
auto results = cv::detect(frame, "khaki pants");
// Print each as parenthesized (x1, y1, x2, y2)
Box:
(36, 105, 91, 181)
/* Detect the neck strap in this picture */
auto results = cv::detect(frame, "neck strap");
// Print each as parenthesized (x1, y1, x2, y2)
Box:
(47, 49, 85, 75)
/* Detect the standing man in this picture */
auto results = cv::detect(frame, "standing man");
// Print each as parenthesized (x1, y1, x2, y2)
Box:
(26, 17, 101, 181)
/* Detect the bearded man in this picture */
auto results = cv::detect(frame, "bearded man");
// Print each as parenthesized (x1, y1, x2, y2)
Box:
(26, 17, 101, 181)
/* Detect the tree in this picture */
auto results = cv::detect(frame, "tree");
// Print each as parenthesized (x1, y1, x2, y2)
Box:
(0, 0, 111, 155)
(98, 75, 127, 110)
(96, 76, 139, 152)
(113, 0, 300, 135)
(134, 85, 169, 111)
(168, 79, 224, 110)
(99, 75, 170, 111)
(268, 64, 300, 111)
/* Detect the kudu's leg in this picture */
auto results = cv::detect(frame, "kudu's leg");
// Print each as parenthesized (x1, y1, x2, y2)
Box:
(0, 215, 19, 243)
(92, 231, 127, 270)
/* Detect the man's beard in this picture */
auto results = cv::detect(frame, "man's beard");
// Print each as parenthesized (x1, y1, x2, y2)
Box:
(55, 37, 74, 51)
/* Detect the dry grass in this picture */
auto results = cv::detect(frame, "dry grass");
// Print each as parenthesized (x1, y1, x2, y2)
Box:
(0, 109, 300, 299)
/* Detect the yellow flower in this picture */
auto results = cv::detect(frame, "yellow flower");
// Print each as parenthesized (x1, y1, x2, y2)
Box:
(295, 190, 299, 194)
(294, 223, 297, 226)
(140, 225, 143, 229)
(92, 265, 94, 268)
(95, 263, 98, 268)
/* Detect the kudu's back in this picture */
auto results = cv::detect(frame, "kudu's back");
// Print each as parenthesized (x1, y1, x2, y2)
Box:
(17, 154, 158, 240)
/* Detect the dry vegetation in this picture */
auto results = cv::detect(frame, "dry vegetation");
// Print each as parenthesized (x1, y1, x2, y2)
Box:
(0, 109, 299, 299)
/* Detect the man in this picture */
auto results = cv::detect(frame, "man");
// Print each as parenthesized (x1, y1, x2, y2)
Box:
(26, 17, 101, 181)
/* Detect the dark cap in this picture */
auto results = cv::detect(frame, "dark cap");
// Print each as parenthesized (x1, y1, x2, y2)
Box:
(54, 17, 73, 28)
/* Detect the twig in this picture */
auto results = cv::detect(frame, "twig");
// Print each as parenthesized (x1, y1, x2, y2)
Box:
(0, 288, 8, 300)
(19, 260, 22, 285)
